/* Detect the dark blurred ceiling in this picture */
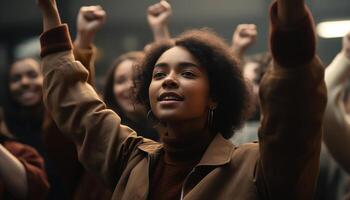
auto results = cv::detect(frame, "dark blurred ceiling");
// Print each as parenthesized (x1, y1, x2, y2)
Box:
(0, 0, 349, 70)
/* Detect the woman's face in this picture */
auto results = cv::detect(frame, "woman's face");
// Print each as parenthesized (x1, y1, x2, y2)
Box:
(113, 59, 145, 116)
(149, 46, 212, 123)
(9, 59, 43, 107)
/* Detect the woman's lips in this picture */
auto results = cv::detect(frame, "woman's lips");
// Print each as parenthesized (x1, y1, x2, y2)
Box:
(157, 92, 184, 102)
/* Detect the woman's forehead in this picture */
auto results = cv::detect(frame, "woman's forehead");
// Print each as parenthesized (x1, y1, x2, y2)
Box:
(10, 59, 40, 74)
(156, 46, 200, 66)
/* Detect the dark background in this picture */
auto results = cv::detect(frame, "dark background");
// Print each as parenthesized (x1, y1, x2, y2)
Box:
(0, 0, 349, 78)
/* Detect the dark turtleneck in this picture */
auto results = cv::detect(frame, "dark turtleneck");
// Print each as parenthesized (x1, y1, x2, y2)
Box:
(149, 129, 214, 200)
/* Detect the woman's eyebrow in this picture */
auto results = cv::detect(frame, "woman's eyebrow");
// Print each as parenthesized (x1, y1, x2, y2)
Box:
(154, 63, 168, 68)
(177, 62, 199, 68)
(154, 61, 199, 68)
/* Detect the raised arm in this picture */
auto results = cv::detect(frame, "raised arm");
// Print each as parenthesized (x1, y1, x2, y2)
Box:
(37, 0, 149, 189)
(37, 0, 61, 32)
(257, 0, 326, 199)
(147, 0, 172, 42)
(323, 32, 350, 173)
(73, 5, 106, 86)
(231, 24, 257, 59)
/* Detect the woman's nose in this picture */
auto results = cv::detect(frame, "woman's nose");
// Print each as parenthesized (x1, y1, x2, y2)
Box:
(162, 74, 179, 89)
(20, 76, 30, 86)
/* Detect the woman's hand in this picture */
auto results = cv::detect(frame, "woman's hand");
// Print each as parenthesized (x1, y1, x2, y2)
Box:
(75, 5, 106, 49)
(147, 1, 172, 41)
(231, 24, 257, 58)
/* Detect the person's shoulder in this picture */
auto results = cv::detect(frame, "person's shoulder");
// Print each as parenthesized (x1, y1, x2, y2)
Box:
(231, 142, 260, 164)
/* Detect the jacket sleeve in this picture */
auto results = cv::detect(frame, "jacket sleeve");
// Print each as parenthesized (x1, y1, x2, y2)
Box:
(256, 2, 327, 200)
(40, 24, 153, 189)
(323, 52, 350, 173)
(73, 43, 97, 86)
(4, 141, 49, 200)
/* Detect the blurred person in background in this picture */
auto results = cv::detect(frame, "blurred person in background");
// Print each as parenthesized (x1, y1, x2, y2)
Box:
(0, 5, 108, 199)
(0, 113, 49, 200)
(102, 1, 173, 141)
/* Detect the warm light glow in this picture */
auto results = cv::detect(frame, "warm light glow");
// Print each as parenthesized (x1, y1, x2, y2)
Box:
(317, 20, 350, 38)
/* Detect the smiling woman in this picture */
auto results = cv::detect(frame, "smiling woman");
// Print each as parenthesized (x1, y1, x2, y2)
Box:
(1, 58, 45, 131)
(103, 51, 159, 141)
(137, 31, 251, 139)
(8, 58, 43, 107)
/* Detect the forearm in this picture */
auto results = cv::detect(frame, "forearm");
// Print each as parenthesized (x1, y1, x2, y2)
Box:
(323, 52, 350, 173)
(40, 3, 62, 32)
(325, 52, 350, 90)
(230, 46, 244, 60)
(74, 32, 94, 49)
(151, 25, 171, 42)
(0, 145, 27, 199)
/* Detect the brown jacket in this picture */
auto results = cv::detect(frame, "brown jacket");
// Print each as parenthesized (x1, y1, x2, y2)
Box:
(40, 3, 326, 200)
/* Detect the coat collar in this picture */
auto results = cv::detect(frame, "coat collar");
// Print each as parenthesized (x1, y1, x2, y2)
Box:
(196, 133, 235, 167)
(137, 133, 235, 167)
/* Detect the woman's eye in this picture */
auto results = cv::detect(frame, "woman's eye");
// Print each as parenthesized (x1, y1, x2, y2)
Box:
(10, 75, 21, 83)
(153, 72, 166, 79)
(27, 71, 39, 79)
(114, 76, 127, 85)
(181, 71, 195, 78)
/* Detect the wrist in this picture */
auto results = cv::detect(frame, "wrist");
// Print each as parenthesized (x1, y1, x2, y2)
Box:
(151, 25, 170, 41)
(42, 7, 62, 32)
(74, 32, 94, 49)
(231, 45, 245, 58)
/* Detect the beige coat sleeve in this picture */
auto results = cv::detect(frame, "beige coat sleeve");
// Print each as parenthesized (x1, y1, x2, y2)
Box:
(41, 49, 147, 189)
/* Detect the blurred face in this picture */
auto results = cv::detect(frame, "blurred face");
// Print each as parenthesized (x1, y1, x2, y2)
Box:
(149, 46, 212, 123)
(113, 59, 145, 117)
(9, 59, 43, 107)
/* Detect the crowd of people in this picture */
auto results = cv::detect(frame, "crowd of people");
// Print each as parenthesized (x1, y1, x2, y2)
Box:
(0, 0, 349, 199)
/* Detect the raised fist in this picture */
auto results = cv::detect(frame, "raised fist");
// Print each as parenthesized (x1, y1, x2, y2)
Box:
(147, 1, 172, 29)
(77, 6, 106, 36)
(231, 24, 257, 57)
(75, 5, 106, 49)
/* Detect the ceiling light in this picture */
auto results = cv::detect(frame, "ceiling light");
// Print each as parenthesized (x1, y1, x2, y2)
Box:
(317, 20, 350, 38)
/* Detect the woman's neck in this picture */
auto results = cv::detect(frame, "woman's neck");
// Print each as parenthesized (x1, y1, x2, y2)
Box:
(161, 120, 214, 164)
